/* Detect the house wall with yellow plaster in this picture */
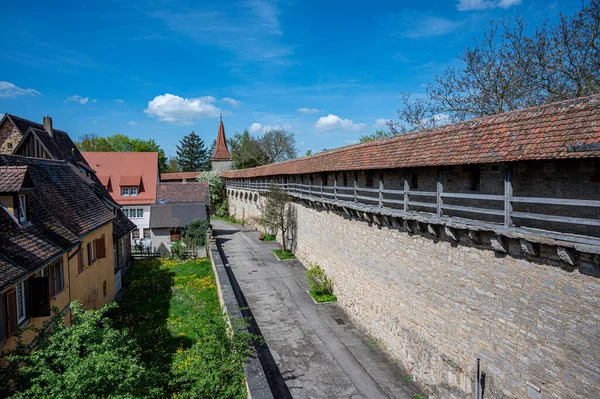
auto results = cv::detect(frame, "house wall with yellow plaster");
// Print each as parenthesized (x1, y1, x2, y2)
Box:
(1, 222, 116, 351)
(68, 222, 116, 311)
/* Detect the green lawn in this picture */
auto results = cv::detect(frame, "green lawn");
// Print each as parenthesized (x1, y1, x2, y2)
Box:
(113, 258, 253, 399)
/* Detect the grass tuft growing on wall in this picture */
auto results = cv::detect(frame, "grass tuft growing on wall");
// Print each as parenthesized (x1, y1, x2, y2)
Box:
(273, 249, 296, 260)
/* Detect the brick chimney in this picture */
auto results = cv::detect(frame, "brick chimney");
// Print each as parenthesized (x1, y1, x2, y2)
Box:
(43, 115, 53, 137)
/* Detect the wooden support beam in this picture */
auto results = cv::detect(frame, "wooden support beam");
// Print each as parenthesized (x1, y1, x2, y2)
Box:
(404, 169, 409, 212)
(504, 165, 513, 228)
(437, 168, 443, 217)
(354, 174, 358, 203)
(334, 174, 337, 200)
(378, 174, 384, 208)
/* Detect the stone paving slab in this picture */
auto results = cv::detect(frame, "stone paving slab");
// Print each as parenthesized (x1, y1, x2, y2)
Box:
(213, 220, 420, 399)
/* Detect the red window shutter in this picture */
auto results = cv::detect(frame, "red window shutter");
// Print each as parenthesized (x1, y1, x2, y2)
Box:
(97, 235, 106, 259)
(87, 242, 93, 265)
(6, 290, 17, 336)
(77, 249, 84, 273)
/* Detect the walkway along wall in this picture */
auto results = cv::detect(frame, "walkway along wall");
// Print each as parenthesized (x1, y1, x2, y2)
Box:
(227, 191, 599, 399)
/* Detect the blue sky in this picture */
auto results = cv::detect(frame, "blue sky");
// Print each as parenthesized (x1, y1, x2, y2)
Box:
(0, 0, 584, 156)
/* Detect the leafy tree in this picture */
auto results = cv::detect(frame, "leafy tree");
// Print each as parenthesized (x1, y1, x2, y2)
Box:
(261, 129, 297, 164)
(262, 184, 293, 251)
(197, 171, 227, 217)
(228, 130, 266, 169)
(165, 156, 181, 173)
(390, 1, 600, 134)
(76, 133, 168, 173)
(176, 131, 209, 172)
(359, 130, 393, 143)
(182, 219, 209, 259)
(3, 302, 160, 399)
(305, 149, 313, 156)
(229, 129, 297, 169)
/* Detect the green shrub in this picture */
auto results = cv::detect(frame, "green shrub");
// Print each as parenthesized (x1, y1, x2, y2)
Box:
(307, 263, 336, 302)
(215, 200, 229, 218)
(170, 239, 186, 260)
(3, 302, 161, 399)
(261, 234, 276, 241)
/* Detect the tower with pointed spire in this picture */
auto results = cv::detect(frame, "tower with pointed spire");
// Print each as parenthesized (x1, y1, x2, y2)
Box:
(211, 114, 233, 173)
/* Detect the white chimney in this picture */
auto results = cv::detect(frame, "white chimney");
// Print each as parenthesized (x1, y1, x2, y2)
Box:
(43, 115, 53, 137)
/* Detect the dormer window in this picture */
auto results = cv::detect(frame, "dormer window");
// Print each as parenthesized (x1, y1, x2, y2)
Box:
(121, 187, 138, 196)
(18, 194, 28, 223)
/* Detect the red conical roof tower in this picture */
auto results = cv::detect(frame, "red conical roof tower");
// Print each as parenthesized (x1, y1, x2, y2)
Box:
(212, 114, 232, 161)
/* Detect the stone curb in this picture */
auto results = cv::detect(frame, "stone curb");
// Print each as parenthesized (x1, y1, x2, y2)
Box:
(208, 234, 274, 399)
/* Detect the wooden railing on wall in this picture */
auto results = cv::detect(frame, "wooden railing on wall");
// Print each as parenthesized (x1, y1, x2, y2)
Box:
(226, 177, 600, 248)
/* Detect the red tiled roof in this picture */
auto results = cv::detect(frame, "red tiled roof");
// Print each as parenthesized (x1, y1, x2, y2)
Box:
(82, 152, 158, 205)
(98, 175, 110, 186)
(119, 175, 142, 186)
(222, 95, 600, 179)
(212, 120, 232, 160)
(156, 182, 209, 204)
(0, 166, 28, 192)
(160, 172, 201, 181)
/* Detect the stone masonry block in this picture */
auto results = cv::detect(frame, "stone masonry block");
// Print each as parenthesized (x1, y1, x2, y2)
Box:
(520, 239, 540, 257)
(468, 230, 481, 244)
(444, 226, 459, 241)
(427, 224, 439, 237)
(557, 246, 577, 266)
(490, 235, 508, 253)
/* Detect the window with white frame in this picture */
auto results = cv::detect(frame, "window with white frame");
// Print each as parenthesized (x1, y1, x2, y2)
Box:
(121, 187, 138, 196)
(123, 208, 144, 218)
(18, 194, 27, 223)
(16, 282, 27, 323)
(48, 260, 64, 297)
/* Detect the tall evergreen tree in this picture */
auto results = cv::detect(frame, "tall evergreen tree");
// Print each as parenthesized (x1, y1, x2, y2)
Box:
(176, 131, 209, 172)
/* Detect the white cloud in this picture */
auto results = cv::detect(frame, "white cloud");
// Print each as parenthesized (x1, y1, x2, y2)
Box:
(248, 122, 292, 134)
(221, 97, 240, 106)
(66, 95, 96, 104)
(249, 123, 263, 133)
(115, 99, 125, 103)
(372, 119, 389, 129)
(314, 114, 367, 132)
(296, 107, 321, 114)
(128, 121, 139, 125)
(144, 93, 226, 125)
(456, 0, 521, 11)
(387, 11, 464, 39)
(0, 81, 40, 98)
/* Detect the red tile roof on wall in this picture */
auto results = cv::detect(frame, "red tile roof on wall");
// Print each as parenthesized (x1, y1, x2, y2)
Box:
(222, 95, 600, 179)
(82, 152, 159, 205)
(160, 171, 201, 181)
(212, 120, 232, 161)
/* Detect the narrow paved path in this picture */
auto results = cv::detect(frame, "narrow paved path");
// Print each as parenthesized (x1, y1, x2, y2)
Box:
(212, 220, 419, 399)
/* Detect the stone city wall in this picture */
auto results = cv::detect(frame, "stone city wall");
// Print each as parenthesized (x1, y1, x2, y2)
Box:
(228, 190, 600, 399)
